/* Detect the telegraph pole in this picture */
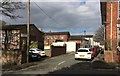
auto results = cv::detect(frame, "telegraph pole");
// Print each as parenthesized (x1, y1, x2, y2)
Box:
(27, 0, 30, 63)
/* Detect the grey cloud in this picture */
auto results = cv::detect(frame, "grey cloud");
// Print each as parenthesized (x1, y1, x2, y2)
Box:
(2, 1, 101, 35)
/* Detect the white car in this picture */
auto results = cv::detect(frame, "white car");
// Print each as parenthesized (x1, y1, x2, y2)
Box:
(75, 48, 94, 60)
(29, 48, 46, 57)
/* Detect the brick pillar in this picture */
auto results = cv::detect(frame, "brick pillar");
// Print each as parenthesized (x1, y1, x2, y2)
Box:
(106, 2, 112, 50)
(106, 1, 118, 51)
(105, 1, 119, 63)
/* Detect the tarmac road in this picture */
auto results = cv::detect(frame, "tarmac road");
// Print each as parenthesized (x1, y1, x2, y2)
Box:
(2, 52, 120, 76)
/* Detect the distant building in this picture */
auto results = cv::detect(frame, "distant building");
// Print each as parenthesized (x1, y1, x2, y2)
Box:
(69, 35, 92, 48)
(69, 35, 83, 44)
(80, 35, 94, 47)
(44, 31, 70, 45)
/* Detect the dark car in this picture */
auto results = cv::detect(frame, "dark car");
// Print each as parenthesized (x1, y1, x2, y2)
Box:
(29, 52, 41, 61)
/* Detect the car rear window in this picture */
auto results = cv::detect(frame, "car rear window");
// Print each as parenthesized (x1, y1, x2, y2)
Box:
(37, 49, 43, 51)
(30, 50, 35, 52)
(77, 49, 88, 52)
(89, 49, 92, 51)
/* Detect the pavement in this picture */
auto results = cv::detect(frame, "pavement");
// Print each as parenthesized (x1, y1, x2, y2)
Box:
(92, 51, 120, 70)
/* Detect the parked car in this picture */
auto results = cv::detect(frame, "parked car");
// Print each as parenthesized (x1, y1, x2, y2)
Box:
(75, 48, 94, 60)
(29, 48, 46, 57)
(29, 52, 41, 61)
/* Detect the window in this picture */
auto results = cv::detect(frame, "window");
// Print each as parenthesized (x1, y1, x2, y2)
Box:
(78, 49, 88, 52)
(37, 49, 42, 51)
(2, 30, 20, 50)
(119, 0, 120, 18)
(118, 24, 120, 46)
(30, 50, 35, 52)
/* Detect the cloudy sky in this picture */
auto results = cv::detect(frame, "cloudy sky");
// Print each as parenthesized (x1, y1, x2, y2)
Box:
(2, 0, 102, 35)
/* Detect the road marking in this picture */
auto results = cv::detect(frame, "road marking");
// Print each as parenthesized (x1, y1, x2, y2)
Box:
(53, 61, 66, 70)
(58, 61, 65, 65)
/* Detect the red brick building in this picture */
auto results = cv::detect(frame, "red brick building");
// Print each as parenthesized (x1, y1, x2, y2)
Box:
(44, 32, 70, 45)
(100, 0, 120, 63)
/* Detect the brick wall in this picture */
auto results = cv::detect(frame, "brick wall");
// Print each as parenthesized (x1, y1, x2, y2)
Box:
(105, 1, 120, 63)
(104, 51, 113, 63)
(105, 51, 120, 63)
(44, 35, 69, 45)
(106, 1, 118, 50)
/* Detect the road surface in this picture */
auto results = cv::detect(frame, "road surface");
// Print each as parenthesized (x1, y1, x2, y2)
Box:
(2, 52, 120, 75)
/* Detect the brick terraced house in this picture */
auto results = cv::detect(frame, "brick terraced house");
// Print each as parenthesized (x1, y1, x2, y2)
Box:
(100, 0, 120, 63)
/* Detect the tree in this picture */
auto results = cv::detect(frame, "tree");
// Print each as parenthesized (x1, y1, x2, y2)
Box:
(0, 20, 6, 25)
(94, 25, 104, 45)
(0, 20, 6, 29)
(1, 0, 25, 19)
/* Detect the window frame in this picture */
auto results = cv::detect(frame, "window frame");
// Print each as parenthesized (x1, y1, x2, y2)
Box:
(118, 0, 120, 19)
(117, 24, 120, 46)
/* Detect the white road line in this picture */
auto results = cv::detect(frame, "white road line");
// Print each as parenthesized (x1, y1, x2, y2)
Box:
(58, 61, 66, 65)
(53, 61, 66, 70)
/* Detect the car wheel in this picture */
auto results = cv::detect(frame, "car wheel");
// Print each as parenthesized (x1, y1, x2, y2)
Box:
(91, 55, 94, 60)
(75, 58, 78, 60)
(37, 55, 41, 59)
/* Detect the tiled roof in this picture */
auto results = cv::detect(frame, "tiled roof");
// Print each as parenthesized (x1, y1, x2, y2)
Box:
(69, 35, 93, 40)
(2, 24, 35, 30)
(2, 24, 44, 34)
(69, 35, 83, 40)
(79, 35, 94, 38)
(45, 32, 70, 35)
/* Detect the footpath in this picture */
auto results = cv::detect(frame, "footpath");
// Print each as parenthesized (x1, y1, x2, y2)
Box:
(92, 51, 120, 71)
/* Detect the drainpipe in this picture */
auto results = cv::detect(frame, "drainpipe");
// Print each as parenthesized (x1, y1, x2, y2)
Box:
(104, 24, 106, 52)
(110, 2, 112, 50)
(110, 2, 114, 62)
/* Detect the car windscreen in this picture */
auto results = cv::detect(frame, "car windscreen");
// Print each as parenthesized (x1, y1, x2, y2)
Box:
(77, 49, 88, 52)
